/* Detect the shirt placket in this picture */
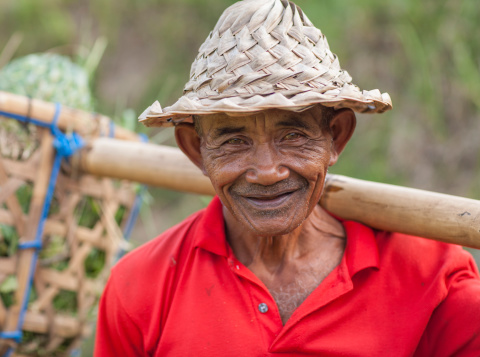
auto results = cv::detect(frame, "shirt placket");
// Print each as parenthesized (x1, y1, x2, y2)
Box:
(268, 256, 355, 352)
(226, 253, 284, 352)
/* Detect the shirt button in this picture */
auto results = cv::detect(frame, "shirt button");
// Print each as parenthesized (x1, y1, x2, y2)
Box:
(258, 303, 268, 313)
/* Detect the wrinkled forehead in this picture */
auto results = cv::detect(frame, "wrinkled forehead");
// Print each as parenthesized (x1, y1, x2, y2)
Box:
(195, 106, 326, 133)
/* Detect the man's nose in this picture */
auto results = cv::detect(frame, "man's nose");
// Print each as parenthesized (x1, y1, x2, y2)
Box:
(245, 143, 289, 185)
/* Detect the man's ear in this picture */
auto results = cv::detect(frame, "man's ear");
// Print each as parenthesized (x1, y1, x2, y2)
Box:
(328, 109, 356, 166)
(174, 123, 206, 175)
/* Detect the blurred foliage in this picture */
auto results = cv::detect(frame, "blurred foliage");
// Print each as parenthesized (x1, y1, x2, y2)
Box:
(1, 1, 479, 353)
(307, 0, 480, 199)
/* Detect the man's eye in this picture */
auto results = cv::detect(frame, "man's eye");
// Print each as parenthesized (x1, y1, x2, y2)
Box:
(283, 132, 301, 140)
(226, 138, 245, 145)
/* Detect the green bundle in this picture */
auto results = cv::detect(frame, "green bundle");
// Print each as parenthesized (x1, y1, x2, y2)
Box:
(0, 53, 94, 111)
(0, 53, 94, 162)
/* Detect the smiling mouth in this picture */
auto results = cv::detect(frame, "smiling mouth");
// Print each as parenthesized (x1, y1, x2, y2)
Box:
(243, 190, 297, 208)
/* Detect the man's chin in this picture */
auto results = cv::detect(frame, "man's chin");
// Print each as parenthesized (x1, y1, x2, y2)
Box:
(240, 213, 306, 237)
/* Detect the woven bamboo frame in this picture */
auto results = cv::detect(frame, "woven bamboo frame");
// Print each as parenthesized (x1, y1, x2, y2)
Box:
(0, 95, 139, 356)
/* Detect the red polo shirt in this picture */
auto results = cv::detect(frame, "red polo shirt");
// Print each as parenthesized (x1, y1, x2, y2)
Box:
(95, 196, 480, 356)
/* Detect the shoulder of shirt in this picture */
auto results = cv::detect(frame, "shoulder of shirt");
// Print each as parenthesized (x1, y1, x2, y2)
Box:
(101, 207, 210, 341)
(375, 229, 469, 259)
(110, 207, 207, 281)
(373, 229, 479, 280)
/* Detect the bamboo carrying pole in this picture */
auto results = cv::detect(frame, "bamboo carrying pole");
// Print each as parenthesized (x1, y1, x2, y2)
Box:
(76, 138, 215, 196)
(0, 91, 139, 142)
(76, 137, 480, 249)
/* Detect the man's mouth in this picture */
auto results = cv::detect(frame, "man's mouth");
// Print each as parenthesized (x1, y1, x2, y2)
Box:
(242, 190, 297, 208)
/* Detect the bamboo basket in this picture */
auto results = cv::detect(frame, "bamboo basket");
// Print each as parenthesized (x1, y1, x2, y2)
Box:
(0, 91, 141, 356)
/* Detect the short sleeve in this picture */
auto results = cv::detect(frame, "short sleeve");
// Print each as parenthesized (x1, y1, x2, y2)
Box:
(94, 274, 146, 357)
(414, 252, 480, 357)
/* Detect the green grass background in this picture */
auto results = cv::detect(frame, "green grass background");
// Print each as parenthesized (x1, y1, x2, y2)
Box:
(1, 0, 479, 355)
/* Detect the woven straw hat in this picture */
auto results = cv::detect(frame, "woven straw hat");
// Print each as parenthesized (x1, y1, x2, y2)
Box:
(139, 0, 392, 127)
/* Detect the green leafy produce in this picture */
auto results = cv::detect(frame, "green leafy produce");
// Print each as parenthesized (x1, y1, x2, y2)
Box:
(0, 223, 19, 257)
(0, 52, 95, 161)
(18, 331, 74, 356)
(75, 197, 101, 229)
(53, 290, 77, 315)
(0, 275, 18, 308)
(84, 248, 106, 279)
(39, 234, 69, 272)
(115, 205, 126, 225)
(16, 184, 33, 214)
(0, 53, 93, 111)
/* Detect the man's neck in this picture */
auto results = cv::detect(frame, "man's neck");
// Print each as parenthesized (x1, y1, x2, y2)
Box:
(223, 204, 346, 324)
(223, 204, 346, 276)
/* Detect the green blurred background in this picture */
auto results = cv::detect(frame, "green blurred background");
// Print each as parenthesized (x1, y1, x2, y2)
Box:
(1, 0, 479, 354)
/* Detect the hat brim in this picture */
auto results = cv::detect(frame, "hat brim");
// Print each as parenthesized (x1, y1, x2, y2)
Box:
(139, 85, 392, 127)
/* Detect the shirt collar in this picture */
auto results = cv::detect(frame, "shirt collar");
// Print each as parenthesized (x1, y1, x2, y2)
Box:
(195, 197, 380, 276)
(194, 196, 229, 257)
(341, 219, 380, 276)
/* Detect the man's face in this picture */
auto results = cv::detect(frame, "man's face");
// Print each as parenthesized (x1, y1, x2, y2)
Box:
(196, 108, 337, 236)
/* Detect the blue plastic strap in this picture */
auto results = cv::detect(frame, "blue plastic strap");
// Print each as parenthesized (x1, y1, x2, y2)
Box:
(49, 103, 85, 158)
(123, 133, 148, 239)
(139, 133, 148, 143)
(69, 348, 81, 357)
(31, 103, 85, 247)
(109, 120, 115, 138)
(127, 133, 148, 231)
(117, 133, 148, 259)
(0, 331, 22, 343)
(122, 189, 143, 240)
(0, 110, 52, 130)
(52, 132, 85, 157)
(18, 240, 42, 250)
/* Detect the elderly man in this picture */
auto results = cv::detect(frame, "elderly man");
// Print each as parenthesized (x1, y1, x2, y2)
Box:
(94, 0, 480, 356)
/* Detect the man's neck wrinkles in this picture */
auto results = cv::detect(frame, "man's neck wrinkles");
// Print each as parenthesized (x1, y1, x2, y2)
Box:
(249, 232, 303, 272)
(225, 212, 306, 272)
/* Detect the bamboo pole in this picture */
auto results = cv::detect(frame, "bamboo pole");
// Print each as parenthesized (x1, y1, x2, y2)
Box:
(320, 175, 480, 248)
(0, 91, 139, 142)
(75, 137, 480, 249)
(76, 137, 215, 196)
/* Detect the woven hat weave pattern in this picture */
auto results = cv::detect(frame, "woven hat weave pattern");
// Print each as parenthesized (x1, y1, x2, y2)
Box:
(140, 0, 392, 127)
